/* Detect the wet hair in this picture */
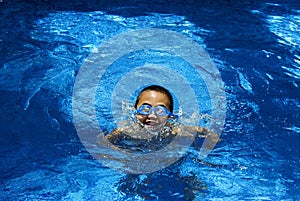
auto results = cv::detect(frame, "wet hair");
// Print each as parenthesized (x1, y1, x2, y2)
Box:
(134, 85, 174, 112)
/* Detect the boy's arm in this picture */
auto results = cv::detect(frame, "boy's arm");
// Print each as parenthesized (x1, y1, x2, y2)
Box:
(178, 125, 220, 147)
(105, 128, 122, 143)
(195, 126, 219, 139)
(196, 126, 220, 151)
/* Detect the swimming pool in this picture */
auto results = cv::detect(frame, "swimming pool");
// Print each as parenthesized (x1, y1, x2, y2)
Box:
(1, 0, 299, 200)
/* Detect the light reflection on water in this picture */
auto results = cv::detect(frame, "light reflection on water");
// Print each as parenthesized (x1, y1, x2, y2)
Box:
(0, 0, 299, 200)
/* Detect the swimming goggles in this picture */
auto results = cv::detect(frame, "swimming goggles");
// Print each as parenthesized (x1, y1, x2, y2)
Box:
(136, 104, 178, 118)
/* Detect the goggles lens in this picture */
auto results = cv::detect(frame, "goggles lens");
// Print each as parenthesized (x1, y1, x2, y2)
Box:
(137, 104, 175, 117)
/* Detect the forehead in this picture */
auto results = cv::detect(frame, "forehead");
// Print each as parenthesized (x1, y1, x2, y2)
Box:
(137, 90, 170, 106)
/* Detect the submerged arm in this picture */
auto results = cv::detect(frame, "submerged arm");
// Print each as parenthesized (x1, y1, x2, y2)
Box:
(105, 128, 122, 143)
(105, 122, 145, 143)
(177, 125, 220, 149)
(196, 126, 220, 151)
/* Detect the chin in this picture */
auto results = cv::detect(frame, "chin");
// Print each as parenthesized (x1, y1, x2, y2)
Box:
(144, 124, 163, 132)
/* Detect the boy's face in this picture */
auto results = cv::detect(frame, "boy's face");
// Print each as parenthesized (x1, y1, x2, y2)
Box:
(136, 90, 170, 131)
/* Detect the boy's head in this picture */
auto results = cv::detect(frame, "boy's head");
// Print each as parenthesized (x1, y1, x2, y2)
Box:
(134, 85, 174, 112)
(134, 85, 174, 131)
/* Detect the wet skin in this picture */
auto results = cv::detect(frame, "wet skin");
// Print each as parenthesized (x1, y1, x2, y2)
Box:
(104, 89, 220, 152)
(135, 90, 170, 132)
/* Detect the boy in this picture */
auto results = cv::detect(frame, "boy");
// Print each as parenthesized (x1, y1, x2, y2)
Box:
(106, 85, 219, 152)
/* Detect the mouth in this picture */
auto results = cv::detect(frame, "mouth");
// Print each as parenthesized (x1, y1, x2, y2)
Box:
(144, 121, 158, 127)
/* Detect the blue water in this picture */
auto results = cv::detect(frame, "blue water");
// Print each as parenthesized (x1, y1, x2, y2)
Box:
(1, 0, 300, 200)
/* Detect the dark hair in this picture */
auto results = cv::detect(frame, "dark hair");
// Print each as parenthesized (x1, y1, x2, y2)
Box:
(134, 85, 174, 112)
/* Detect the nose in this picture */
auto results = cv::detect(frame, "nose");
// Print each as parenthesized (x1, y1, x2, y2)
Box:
(148, 109, 157, 118)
